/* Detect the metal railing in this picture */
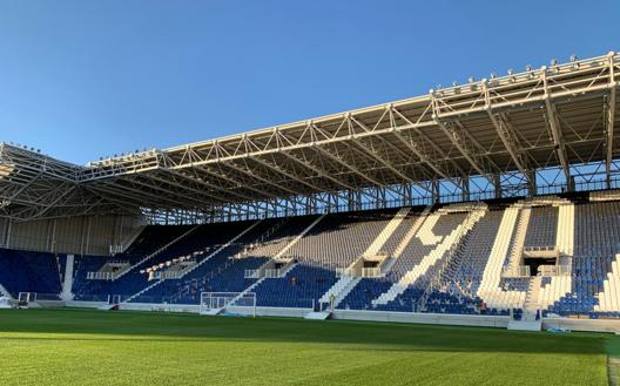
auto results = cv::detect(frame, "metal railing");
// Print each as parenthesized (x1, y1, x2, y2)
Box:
(502, 265, 531, 278)
(87, 271, 117, 280)
(416, 208, 485, 310)
(361, 267, 381, 278)
(17, 292, 62, 303)
(335, 267, 349, 278)
(523, 245, 557, 253)
(244, 269, 260, 279)
(263, 269, 284, 278)
(335, 266, 381, 278)
(538, 264, 572, 277)
(245, 268, 286, 278)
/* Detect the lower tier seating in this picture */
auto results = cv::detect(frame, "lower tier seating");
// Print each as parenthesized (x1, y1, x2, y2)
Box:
(0, 249, 62, 297)
(254, 264, 338, 308)
(3, 197, 620, 318)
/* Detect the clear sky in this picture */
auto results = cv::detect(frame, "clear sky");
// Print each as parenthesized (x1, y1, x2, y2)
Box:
(0, 0, 618, 164)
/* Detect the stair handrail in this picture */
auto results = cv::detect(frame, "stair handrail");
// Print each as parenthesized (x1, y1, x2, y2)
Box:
(109, 224, 147, 256)
(113, 225, 200, 281)
(164, 218, 291, 300)
(416, 223, 467, 310)
(417, 207, 485, 311)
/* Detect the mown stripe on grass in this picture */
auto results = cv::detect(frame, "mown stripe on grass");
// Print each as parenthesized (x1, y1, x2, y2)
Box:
(0, 309, 612, 386)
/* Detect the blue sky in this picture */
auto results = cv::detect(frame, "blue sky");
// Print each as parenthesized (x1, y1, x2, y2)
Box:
(0, 0, 618, 164)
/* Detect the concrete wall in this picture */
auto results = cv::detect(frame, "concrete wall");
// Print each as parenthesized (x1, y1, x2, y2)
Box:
(0, 215, 144, 256)
(544, 317, 620, 333)
(333, 309, 511, 328)
(70, 302, 620, 333)
(117, 303, 311, 318)
(113, 302, 509, 327)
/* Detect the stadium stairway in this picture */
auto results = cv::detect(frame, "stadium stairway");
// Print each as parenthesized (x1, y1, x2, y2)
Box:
(184, 218, 316, 299)
(268, 215, 327, 260)
(317, 207, 412, 309)
(122, 221, 263, 303)
(123, 279, 163, 304)
(507, 207, 530, 270)
(318, 276, 361, 309)
(60, 254, 74, 301)
(114, 224, 146, 255)
(113, 225, 201, 281)
(130, 216, 325, 305)
(535, 201, 574, 309)
(232, 262, 300, 307)
(476, 204, 526, 309)
(523, 275, 542, 313)
(595, 253, 620, 311)
(334, 209, 432, 312)
(229, 215, 327, 307)
(170, 221, 263, 279)
(509, 281, 543, 331)
(372, 206, 486, 306)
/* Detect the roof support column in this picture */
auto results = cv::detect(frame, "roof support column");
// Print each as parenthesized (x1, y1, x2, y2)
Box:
(542, 66, 571, 188)
(403, 182, 412, 207)
(5, 219, 12, 249)
(607, 51, 617, 189)
(527, 170, 537, 196)
(461, 176, 470, 202)
(353, 190, 362, 211)
(493, 174, 502, 199)
(432, 178, 440, 204)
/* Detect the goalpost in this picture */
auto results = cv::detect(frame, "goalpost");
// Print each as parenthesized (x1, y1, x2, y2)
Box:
(18, 292, 37, 305)
(200, 292, 256, 317)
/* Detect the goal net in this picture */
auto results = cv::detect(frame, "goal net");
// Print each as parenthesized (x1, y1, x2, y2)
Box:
(200, 292, 256, 317)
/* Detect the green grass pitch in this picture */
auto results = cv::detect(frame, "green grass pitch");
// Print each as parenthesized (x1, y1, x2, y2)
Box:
(0, 308, 616, 385)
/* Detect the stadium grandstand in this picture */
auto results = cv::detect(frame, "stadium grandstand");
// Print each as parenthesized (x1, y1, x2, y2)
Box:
(2, 51, 620, 333)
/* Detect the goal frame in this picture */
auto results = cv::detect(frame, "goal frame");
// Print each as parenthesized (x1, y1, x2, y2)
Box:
(18, 292, 36, 305)
(199, 291, 256, 317)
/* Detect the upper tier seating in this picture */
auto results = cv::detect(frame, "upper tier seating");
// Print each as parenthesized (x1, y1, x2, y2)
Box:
(121, 225, 194, 262)
(73, 220, 259, 301)
(339, 212, 470, 311)
(286, 210, 396, 269)
(339, 212, 441, 310)
(376, 212, 471, 309)
(387, 212, 466, 282)
(524, 206, 558, 247)
(253, 210, 397, 308)
(133, 216, 319, 304)
(444, 209, 505, 298)
(548, 201, 620, 316)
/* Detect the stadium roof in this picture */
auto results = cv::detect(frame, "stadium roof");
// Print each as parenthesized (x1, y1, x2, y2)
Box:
(1, 52, 619, 222)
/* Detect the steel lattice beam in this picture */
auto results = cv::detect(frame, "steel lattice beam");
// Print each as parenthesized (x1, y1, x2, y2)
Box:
(1, 52, 618, 222)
